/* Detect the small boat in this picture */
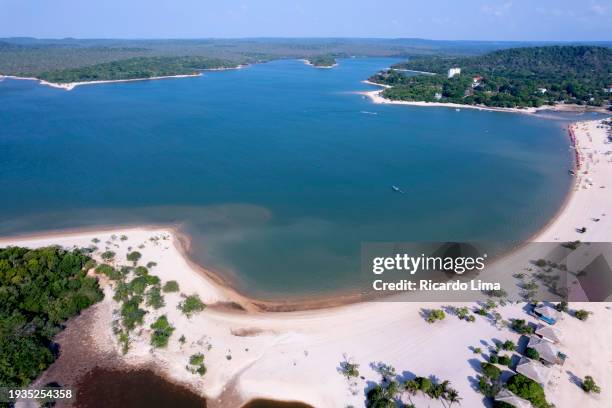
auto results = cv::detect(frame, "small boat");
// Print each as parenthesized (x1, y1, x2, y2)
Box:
(455, 108, 461, 112)
(391, 185, 404, 194)
(568, 169, 575, 176)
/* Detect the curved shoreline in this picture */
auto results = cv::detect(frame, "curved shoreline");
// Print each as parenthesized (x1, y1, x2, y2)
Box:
(1, 119, 609, 311)
(7, 225, 611, 407)
(3, 117, 611, 407)
(0, 223, 366, 313)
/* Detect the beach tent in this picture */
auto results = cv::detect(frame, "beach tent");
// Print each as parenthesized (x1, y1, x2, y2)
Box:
(494, 389, 532, 408)
(535, 325, 562, 344)
(533, 305, 560, 325)
(527, 336, 565, 365)
(516, 356, 551, 385)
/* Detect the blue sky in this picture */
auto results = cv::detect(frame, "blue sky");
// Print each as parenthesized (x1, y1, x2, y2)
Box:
(1, 0, 610, 40)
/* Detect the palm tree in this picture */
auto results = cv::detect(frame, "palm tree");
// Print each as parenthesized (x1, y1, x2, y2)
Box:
(440, 380, 451, 393)
(446, 388, 462, 407)
(366, 382, 399, 408)
(431, 379, 450, 399)
(404, 379, 419, 395)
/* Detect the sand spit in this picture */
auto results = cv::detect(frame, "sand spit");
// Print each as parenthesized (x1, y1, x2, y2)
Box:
(3, 120, 611, 407)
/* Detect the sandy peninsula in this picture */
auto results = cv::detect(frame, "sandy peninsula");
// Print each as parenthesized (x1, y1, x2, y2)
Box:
(4, 230, 611, 407)
(2, 119, 611, 407)
(40, 73, 204, 91)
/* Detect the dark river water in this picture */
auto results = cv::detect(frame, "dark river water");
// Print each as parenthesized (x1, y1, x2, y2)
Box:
(73, 368, 313, 408)
(74, 368, 205, 408)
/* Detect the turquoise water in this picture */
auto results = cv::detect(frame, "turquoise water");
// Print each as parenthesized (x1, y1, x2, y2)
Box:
(0, 58, 577, 298)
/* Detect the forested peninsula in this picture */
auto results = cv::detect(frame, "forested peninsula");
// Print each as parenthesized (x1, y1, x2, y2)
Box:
(368, 46, 612, 109)
(35, 56, 239, 84)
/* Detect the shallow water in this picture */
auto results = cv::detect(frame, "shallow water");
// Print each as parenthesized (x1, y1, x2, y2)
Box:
(0, 58, 584, 298)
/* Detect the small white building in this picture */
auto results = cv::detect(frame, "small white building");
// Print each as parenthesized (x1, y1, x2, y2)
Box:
(434, 92, 442, 100)
(447, 67, 461, 78)
(538, 88, 547, 94)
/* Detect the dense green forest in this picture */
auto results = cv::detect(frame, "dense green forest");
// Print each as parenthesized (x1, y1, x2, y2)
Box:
(369, 46, 612, 108)
(0, 247, 103, 388)
(306, 55, 337, 67)
(36, 56, 239, 83)
(5, 37, 610, 78)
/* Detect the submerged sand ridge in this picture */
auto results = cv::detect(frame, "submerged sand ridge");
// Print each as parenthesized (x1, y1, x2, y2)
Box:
(2, 119, 611, 407)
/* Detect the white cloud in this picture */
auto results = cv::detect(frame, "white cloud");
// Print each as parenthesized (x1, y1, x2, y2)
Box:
(481, 1, 513, 17)
(589, 3, 608, 15)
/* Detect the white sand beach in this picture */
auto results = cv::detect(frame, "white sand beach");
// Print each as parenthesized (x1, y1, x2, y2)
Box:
(3, 226, 611, 408)
(41, 73, 203, 91)
(361, 82, 611, 115)
(0, 73, 203, 91)
(535, 120, 612, 242)
(2, 119, 611, 407)
(361, 84, 538, 114)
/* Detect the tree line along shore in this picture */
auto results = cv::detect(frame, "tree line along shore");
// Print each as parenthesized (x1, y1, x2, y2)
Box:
(368, 46, 612, 110)
(2, 40, 609, 95)
(25, 56, 244, 84)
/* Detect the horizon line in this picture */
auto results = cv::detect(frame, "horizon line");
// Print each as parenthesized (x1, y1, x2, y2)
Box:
(2, 36, 612, 43)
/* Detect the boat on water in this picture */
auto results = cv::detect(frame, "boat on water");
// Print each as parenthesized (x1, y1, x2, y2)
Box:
(391, 185, 405, 193)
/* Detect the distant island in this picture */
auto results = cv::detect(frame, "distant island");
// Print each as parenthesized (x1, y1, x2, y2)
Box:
(305, 55, 337, 68)
(368, 46, 612, 110)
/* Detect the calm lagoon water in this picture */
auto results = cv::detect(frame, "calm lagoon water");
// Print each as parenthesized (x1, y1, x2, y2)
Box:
(0, 58, 579, 298)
